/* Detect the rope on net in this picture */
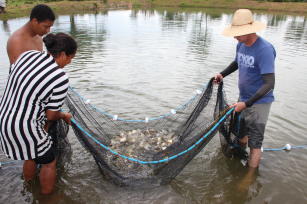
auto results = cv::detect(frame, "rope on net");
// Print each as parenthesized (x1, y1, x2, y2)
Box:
(2, 143, 307, 167)
(1, 83, 306, 167)
(70, 107, 235, 164)
(68, 83, 207, 122)
(0, 160, 22, 168)
(262, 144, 307, 152)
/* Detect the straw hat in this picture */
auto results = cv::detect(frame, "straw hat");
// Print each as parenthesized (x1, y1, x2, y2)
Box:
(223, 9, 266, 37)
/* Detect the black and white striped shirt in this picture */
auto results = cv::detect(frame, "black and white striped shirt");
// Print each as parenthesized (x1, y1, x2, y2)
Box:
(0, 50, 69, 160)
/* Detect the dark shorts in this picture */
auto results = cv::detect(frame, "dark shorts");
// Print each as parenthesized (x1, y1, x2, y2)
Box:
(238, 103, 272, 149)
(34, 143, 56, 165)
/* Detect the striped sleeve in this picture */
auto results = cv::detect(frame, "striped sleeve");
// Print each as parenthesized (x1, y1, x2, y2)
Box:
(9, 50, 39, 74)
(46, 72, 69, 111)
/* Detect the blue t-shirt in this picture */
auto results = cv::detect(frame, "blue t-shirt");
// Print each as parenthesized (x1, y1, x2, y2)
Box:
(235, 37, 276, 104)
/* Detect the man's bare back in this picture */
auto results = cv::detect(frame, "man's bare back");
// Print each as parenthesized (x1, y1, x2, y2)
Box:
(7, 25, 44, 65)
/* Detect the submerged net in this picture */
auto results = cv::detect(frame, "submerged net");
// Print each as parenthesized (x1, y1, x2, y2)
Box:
(66, 78, 233, 186)
(48, 120, 72, 169)
(215, 84, 248, 161)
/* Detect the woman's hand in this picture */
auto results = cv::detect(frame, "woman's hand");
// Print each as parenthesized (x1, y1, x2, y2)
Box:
(62, 112, 72, 125)
(46, 110, 72, 125)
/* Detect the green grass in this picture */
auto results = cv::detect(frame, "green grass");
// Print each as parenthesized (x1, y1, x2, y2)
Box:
(1, 0, 307, 20)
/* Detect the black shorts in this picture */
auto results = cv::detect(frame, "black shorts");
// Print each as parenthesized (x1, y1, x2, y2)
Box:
(34, 144, 56, 165)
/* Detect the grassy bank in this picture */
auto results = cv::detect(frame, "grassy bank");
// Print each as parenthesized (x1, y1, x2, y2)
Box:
(0, 1, 107, 20)
(149, 0, 307, 13)
(1, 0, 307, 20)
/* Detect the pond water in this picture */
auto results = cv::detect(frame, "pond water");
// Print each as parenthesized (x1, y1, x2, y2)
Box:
(0, 8, 307, 203)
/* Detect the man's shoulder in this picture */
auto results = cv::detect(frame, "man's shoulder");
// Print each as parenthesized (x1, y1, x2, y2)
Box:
(256, 37, 274, 49)
(8, 29, 25, 43)
(256, 37, 276, 56)
(10, 25, 29, 37)
(9, 29, 42, 44)
(8, 29, 34, 50)
(7, 27, 43, 64)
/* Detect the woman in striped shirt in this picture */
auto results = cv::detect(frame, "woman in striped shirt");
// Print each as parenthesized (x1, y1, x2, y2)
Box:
(0, 32, 77, 194)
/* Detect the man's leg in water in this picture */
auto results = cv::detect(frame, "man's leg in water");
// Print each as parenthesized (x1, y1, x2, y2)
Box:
(238, 103, 271, 191)
(249, 148, 261, 168)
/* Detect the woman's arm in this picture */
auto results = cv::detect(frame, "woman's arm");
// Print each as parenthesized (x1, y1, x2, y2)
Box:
(44, 110, 72, 132)
(46, 110, 72, 124)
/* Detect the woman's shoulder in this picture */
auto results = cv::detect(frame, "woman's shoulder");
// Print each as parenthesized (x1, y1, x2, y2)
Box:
(19, 50, 42, 57)
(10, 50, 46, 73)
(13, 50, 46, 65)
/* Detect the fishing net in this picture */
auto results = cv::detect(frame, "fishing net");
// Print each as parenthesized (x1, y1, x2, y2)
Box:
(215, 84, 248, 161)
(66, 78, 233, 186)
(48, 120, 72, 169)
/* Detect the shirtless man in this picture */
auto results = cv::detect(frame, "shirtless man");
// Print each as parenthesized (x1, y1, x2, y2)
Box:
(7, 4, 55, 65)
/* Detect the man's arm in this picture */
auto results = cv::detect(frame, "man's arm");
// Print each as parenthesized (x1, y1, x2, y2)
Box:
(7, 36, 25, 65)
(220, 61, 238, 77)
(7, 33, 43, 65)
(245, 73, 275, 107)
(232, 73, 275, 112)
(215, 61, 238, 83)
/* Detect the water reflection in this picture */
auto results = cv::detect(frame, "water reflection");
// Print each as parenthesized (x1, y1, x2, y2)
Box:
(172, 151, 262, 204)
(285, 16, 307, 41)
(1, 20, 11, 35)
(130, 9, 155, 19)
(266, 14, 288, 27)
(67, 14, 107, 65)
(160, 11, 189, 30)
(188, 13, 211, 59)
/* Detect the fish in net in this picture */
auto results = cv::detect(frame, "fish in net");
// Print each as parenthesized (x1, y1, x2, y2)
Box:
(65, 78, 233, 186)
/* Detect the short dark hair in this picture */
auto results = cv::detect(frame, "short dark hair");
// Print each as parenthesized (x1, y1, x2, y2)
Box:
(43, 33, 78, 57)
(30, 4, 55, 22)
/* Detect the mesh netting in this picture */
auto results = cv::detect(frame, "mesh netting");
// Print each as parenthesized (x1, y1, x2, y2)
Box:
(66, 78, 232, 186)
(48, 120, 72, 169)
(215, 84, 248, 161)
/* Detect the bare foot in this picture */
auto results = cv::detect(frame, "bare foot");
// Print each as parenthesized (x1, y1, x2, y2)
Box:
(237, 167, 257, 192)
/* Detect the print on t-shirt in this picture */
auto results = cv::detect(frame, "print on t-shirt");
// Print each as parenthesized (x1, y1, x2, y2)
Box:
(237, 52, 255, 69)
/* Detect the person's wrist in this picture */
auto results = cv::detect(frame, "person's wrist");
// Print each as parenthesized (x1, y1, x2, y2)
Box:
(244, 101, 252, 108)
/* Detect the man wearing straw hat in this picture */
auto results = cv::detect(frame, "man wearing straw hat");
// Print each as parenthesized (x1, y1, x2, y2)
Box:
(214, 9, 276, 170)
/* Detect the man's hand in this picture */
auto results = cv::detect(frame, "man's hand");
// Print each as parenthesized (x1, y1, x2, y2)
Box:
(231, 102, 247, 112)
(214, 73, 223, 83)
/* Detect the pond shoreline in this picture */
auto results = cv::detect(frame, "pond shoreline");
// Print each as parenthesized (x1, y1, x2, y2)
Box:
(1, 0, 307, 20)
